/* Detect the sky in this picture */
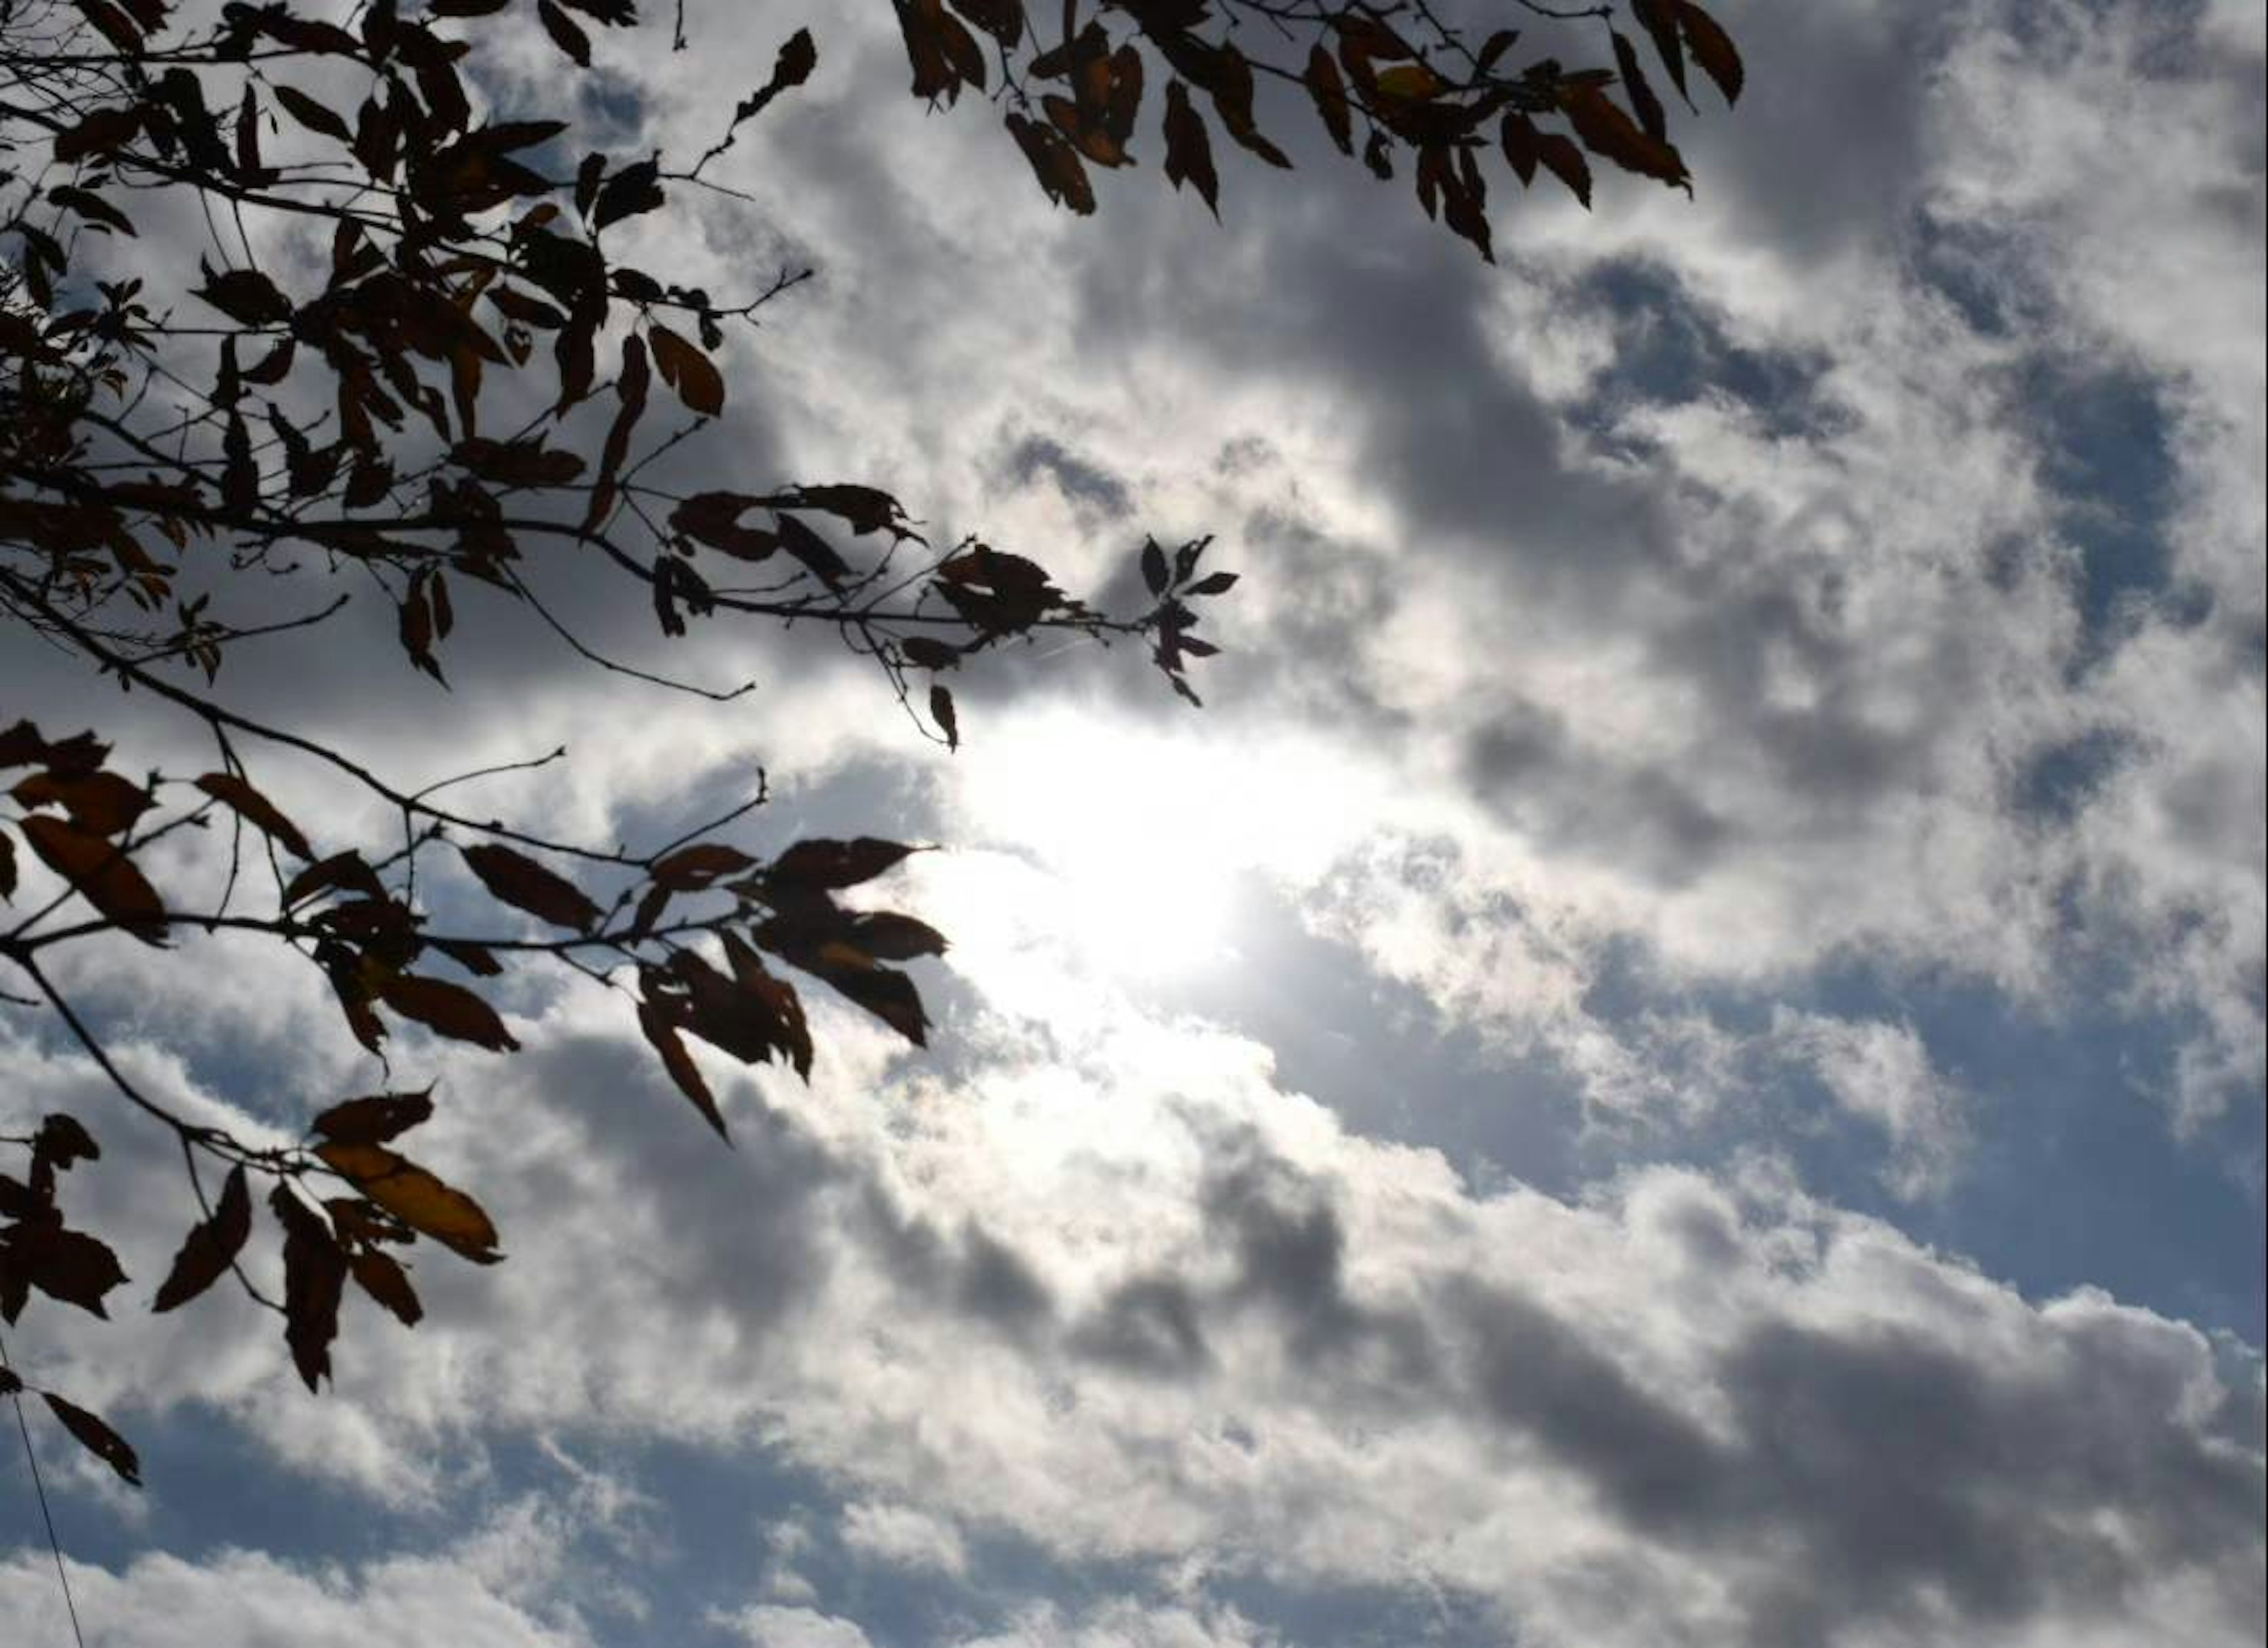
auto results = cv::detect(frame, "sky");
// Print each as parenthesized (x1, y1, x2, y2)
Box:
(2, 1, 2263, 1645)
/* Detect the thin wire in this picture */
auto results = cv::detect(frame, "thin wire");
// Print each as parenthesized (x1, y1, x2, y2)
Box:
(0, 1329, 88, 1648)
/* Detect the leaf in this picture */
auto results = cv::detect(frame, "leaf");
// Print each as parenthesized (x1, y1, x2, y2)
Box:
(41, 1394, 140, 1487)
(1559, 83, 1688, 191)
(271, 1188, 346, 1391)
(11, 770, 151, 836)
(1632, 0, 1691, 105)
(275, 84, 354, 142)
(152, 1167, 253, 1313)
(1004, 112, 1094, 214)
(1187, 570, 1239, 596)
(374, 975, 520, 1052)
(15, 1224, 129, 1319)
(650, 842, 754, 890)
(311, 1090, 435, 1147)
(1612, 31, 1669, 143)
(536, 0, 592, 66)
(901, 637, 962, 671)
(1141, 537, 1169, 595)
(649, 325, 724, 416)
(49, 184, 135, 237)
(637, 998, 727, 1138)
(20, 815, 168, 944)
(930, 683, 959, 751)
(284, 849, 388, 908)
(1678, 0, 1744, 106)
(193, 772, 312, 859)
(0, 831, 12, 901)
(460, 843, 601, 931)
(846, 911, 949, 961)
(1302, 45, 1353, 155)
(196, 264, 292, 327)
(774, 513, 849, 588)
(315, 1143, 503, 1263)
(33, 1114, 98, 1173)
(1161, 80, 1218, 217)
(347, 1246, 422, 1326)
(768, 837, 915, 890)
(1534, 129, 1592, 208)
(592, 158, 664, 231)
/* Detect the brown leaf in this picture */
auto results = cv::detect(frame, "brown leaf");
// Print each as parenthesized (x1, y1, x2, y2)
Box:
(347, 1247, 423, 1327)
(152, 1166, 252, 1313)
(1560, 83, 1688, 190)
(11, 770, 151, 836)
(1678, 0, 1744, 106)
(375, 975, 520, 1052)
(637, 997, 728, 1139)
(846, 911, 949, 961)
(930, 683, 960, 751)
(768, 837, 915, 890)
(311, 1089, 435, 1147)
(271, 1188, 346, 1391)
(284, 850, 388, 908)
(460, 843, 601, 931)
(41, 1394, 140, 1487)
(315, 1143, 503, 1264)
(1613, 31, 1670, 143)
(193, 772, 313, 859)
(1302, 45, 1353, 155)
(649, 324, 724, 416)
(12, 1223, 129, 1319)
(1534, 129, 1592, 208)
(1005, 111, 1095, 214)
(1161, 80, 1219, 217)
(1632, 0, 1692, 105)
(19, 815, 167, 944)
(650, 842, 755, 890)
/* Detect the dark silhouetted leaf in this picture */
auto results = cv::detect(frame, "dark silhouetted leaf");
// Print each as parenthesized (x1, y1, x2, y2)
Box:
(931, 683, 959, 750)
(272, 1188, 346, 1391)
(193, 772, 312, 859)
(1632, 0, 1690, 104)
(1005, 111, 1094, 213)
(311, 1090, 435, 1147)
(275, 84, 353, 142)
(14, 1224, 128, 1319)
(650, 842, 755, 889)
(536, 0, 592, 65)
(1679, 0, 1744, 106)
(768, 837, 914, 890)
(1613, 31, 1670, 143)
(347, 1246, 422, 1326)
(1303, 45, 1353, 155)
(637, 997, 727, 1138)
(20, 815, 168, 944)
(41, 1394, 139, 1487)
(1161, 80, 1219, 217)
(152, 1166, 252, 1313)
(461, 843, 601, 931)
(649, 324, 724, 416)
(375, 975, 519, 1052)
(11, 770, 151, 836)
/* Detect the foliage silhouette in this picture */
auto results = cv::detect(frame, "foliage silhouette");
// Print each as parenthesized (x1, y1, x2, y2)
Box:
(0, 0, 1742, 1485)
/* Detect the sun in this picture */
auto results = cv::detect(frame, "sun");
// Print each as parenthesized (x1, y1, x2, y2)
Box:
(946, 706, 1360, 982)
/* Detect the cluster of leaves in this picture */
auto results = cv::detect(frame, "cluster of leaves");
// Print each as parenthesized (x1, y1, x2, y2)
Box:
(0, 0, 1242, 1483)
(0, 0, 1741, 1492)
(902, 0, 1745, 261)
